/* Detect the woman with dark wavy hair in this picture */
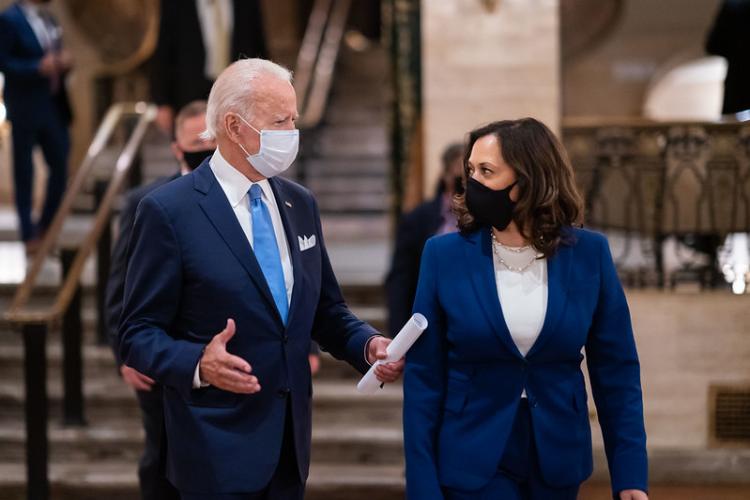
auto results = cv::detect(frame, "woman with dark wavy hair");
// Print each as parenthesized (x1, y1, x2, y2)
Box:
(403, 118, 648, 500)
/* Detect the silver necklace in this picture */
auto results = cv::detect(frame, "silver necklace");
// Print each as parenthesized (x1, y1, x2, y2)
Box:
(491, 233, 540, 272)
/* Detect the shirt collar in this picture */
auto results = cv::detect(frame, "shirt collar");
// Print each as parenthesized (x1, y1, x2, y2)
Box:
(20, 2, 40, 16)
(209, 147, 274, 208)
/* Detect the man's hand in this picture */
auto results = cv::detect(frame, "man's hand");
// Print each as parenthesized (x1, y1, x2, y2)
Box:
(620, 489, 648, 500)
(56, 49, 73, 71)
(367, 336, 405, 384)
(155, 105, 174, 135)
(199, 319, 261, 394)
(38, 52, 56, 77)
(120, 365, 155, 392)
(309, 353, 321, 376)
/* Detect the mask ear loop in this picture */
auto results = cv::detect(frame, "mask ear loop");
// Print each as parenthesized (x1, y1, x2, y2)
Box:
(234, 114, 261, 157)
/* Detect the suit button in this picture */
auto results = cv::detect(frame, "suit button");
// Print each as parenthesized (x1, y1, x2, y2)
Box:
(282, 334, 289, 344)
(277, 388, 290, 398)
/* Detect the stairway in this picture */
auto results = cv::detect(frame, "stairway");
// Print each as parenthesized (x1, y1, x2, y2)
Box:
(0, 277, 405, 500)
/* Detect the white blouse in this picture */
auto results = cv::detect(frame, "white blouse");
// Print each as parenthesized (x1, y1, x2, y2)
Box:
(492, 241, 548, 398)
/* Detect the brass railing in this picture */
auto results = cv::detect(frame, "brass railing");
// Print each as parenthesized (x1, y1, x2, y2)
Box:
(295, 0, 351, 130)
(5, 103, 157, 324)
(3, 102, 156, 500)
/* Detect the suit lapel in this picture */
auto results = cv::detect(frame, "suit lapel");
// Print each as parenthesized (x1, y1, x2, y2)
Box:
(269, 177, 304, 330)
(526, 241, 572, 357)
(193, 164, 283, 327)
(465, 229, 524, 359)
(12, 4, 45, 56)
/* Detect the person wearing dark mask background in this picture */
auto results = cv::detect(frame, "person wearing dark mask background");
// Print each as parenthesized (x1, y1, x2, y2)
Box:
(403, 118, 648, 500)
(0, 0, 73, 253)
(385, 143, 464, 337)
(105, 100, 214, 500)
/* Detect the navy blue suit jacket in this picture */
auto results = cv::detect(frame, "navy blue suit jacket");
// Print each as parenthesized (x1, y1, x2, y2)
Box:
(0, 2, 71, 126)
(403, 227, 647, 498)
(118, 161, 378, 494)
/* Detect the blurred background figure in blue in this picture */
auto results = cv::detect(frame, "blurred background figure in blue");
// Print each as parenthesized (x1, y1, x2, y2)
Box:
(0, 0, 72, 253)
(385, 142, 463, 337)
(706, 0, 750, 118)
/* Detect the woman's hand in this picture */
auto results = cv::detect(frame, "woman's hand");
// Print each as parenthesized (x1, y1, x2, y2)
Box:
(620, 489, 648, 500)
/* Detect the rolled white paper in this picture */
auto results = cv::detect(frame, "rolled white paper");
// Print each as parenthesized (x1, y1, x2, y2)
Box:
(356, 313, 428, 394)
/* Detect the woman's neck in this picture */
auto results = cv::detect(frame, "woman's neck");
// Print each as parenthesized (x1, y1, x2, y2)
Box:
(491, 223, 528, 247)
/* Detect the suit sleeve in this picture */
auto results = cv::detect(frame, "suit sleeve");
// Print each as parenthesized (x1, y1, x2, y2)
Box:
(150, 0, 176, 107)
(403, 237, 446, 499)
(118, 195, 204, 398)
(0, 16, 44, 80)
(105, 193, 141, 366)
(585, 235, 648, 497)
(242, 0, 269, 59)
(705, 1, 732, 57)
(309, 196, 379, 375)
(385, 212, 422, 338)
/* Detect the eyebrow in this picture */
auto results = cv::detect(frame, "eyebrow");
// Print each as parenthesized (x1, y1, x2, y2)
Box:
(467, 160, 497, 169)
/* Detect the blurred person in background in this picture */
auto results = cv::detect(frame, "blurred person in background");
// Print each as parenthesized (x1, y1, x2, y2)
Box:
(106, 100, 215, 500)
(150, 0, 268, 134)
(0, 0, 72, 253)
(385, 143, 464, 337)
(706, 0, 750, 117)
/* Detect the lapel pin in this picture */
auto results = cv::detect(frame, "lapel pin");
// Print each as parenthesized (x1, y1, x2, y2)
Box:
(285, 201, 293, 208)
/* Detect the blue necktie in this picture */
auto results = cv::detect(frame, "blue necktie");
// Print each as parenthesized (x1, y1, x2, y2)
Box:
(249, 184, 288, 325)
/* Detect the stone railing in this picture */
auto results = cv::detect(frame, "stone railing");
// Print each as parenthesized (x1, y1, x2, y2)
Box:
(562, 118, 750, 290)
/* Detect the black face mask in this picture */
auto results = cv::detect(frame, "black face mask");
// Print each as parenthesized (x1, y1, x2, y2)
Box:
(181, 149, 214, 171)
(465, 177, 517, 231)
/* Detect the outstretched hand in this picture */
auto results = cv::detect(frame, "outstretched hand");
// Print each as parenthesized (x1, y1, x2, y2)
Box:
(199, 319, 261, 394)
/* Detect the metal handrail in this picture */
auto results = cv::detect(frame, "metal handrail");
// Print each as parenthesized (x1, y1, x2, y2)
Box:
(295, 0, 351, 130)
(4, 102, 157, 325)
(294, 0, 333, 113)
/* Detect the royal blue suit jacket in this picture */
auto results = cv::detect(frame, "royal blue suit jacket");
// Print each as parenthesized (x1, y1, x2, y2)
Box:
(403, 227, 648, 498)
(118, 161, 378, 494)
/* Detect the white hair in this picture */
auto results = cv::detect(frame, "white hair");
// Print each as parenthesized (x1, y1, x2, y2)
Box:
(201, 58, 293, 140)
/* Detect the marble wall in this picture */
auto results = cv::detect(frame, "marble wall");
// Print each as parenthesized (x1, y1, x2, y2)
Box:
(421, 0, 560, 196)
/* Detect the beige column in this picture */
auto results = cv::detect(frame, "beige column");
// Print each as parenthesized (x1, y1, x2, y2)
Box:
(421, 0, 560, 196)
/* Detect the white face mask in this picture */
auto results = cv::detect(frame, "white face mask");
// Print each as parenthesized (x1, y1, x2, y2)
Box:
(237, 116, 299, 178)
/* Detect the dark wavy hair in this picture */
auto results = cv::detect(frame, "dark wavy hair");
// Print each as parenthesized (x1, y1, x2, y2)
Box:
(453, 118, 584, 257)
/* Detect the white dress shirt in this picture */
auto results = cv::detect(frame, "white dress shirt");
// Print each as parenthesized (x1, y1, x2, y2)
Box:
(492, 242, 548, 398)
(193, 148, 294, 387)
(195, 0, 233, 80)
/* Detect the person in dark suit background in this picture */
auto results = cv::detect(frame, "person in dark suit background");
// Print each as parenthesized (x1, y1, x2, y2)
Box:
(106, 100, 215, 500)
(385, 143, 464, 337)
(119, 58, 403, 499)
(0, 0, 72, 252)
(151, 0, 268, 133)
(706, 0, 750, 115)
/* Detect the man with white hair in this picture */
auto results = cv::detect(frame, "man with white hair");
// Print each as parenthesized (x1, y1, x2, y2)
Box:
(118, 58, 404, 499)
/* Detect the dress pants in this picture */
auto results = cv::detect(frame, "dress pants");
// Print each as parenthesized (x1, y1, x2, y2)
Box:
(443, 399, 580, 500)
(180, 399, 304, 500)
(11, 109, 69, 242)
(136, 385, 180, 500)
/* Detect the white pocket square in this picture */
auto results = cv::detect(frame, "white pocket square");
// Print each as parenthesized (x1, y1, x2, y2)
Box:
(298, 234, 317, 252)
